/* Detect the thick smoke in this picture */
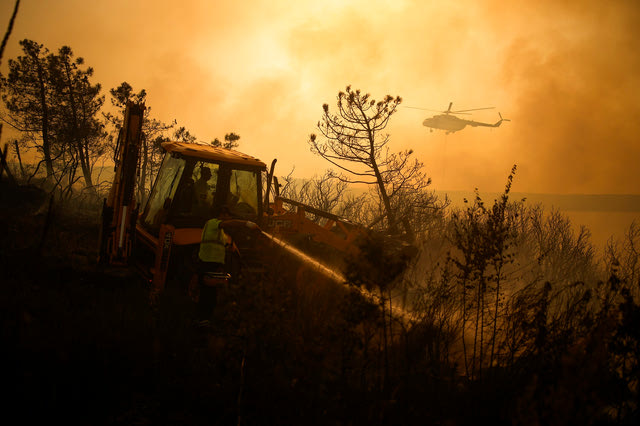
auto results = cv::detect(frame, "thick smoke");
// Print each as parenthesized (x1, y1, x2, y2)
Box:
(494, 0, 640, 193)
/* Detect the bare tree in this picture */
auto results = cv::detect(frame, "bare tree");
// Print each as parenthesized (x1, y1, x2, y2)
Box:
(310, 86, 436, 240)
(447, 166, 520, 379)
(310, 86, 400, 231)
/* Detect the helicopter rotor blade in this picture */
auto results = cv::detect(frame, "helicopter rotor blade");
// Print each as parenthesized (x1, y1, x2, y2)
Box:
(404, 106, 435, 111)
(404, 104, 495, 115)
(451, 107, 495, 113)
(403, 106, 447, 113)
(405, 107, 471, 115)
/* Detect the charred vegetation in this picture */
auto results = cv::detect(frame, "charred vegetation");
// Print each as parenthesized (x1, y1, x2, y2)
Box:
(1, 172, 639, 425)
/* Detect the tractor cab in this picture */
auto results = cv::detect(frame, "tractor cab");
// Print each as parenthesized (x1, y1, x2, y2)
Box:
(139, 141, 266, 235)
(128, 142, 267, 292)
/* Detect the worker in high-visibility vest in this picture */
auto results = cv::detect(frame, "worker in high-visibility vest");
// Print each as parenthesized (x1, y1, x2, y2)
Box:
(199, 217, 228, 264)
(196, 216, 260, 323)
(196, 217, 229, 322)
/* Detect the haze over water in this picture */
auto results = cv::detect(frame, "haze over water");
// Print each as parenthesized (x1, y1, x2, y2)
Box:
(443, 190, 640, 254)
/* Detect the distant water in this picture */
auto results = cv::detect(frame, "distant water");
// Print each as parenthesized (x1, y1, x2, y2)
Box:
(564, 211, 638, 252)
(439, 191, 640, 254)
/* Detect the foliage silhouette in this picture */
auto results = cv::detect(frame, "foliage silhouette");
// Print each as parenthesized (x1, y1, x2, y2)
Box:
(310, 85, 440, 240)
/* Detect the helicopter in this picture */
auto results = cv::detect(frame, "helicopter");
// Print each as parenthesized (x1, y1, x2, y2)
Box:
(407, 102, 510, 134)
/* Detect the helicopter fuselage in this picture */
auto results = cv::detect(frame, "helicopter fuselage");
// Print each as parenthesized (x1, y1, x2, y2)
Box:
(422, 113, 505, 134)
(422, 114, 468, 133)
(412, 103, 508, 134)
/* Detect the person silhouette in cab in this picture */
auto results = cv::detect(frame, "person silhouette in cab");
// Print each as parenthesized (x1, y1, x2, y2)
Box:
(193, 166, 213, 215)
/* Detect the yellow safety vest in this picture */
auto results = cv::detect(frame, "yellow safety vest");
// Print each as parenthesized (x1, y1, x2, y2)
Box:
(198, 218, 227, 263)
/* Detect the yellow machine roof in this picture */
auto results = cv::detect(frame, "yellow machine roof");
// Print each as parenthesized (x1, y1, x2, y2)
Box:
(162, 141, 267, 169)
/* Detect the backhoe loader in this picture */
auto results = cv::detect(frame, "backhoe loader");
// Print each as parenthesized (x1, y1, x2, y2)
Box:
(98, 102, 369, 298)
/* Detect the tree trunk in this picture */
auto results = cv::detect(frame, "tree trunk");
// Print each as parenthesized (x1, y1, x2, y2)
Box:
(0, 1, 20, 67)
(370, 155, 398, 234)
(63, 59, 95, 190)
(13, 140, 25, 179)
(33, 54, 53, 178)
(77, 141, 94, 190)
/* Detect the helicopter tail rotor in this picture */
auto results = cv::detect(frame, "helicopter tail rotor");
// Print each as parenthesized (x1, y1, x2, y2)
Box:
(493, 112, 511, 127)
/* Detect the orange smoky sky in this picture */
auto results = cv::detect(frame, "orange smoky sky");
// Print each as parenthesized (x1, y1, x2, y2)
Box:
(1, 0, 639, 194)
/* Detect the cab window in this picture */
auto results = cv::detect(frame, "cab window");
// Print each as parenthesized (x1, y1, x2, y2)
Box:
(142, 155, 185, 231)
(226, 168, 259, 219)
(186, 162, 220, 217)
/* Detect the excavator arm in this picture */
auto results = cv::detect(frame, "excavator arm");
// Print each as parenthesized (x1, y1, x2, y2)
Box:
(98, 102, 146, 266)
(266, 195, 366, 258)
